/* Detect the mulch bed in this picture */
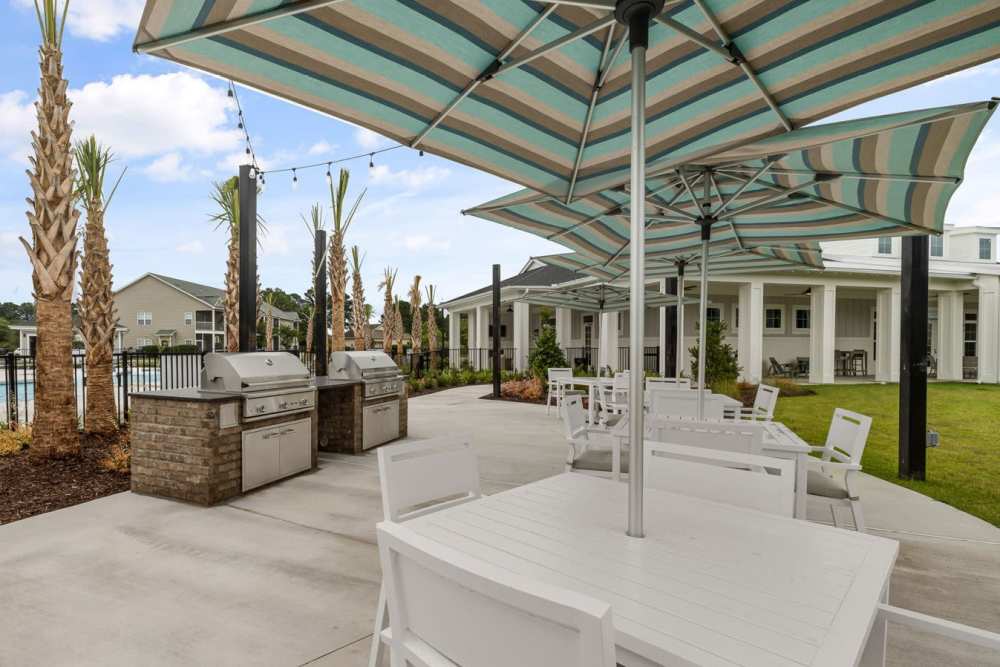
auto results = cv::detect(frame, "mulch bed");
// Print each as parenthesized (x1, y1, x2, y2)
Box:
(0, 432, 130, 525)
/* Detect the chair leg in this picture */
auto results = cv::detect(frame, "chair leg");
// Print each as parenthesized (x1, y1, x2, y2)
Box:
(368, 582, 388, 667)
(850, 498, 866, 533)
(829, 503, 839, 529)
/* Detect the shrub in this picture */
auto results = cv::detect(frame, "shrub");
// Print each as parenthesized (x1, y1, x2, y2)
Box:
(527, 325, 568, 380)
(500, 377, 544, 401)
(100, 436, 131, 473)
(763, 377, 816, 397)
(0, 425, 31, 456)
(689, 320, 740, 390)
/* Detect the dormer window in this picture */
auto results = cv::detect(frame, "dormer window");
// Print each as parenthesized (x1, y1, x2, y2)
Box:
(930, 235, 943, 257)
(877, 237, 892, 255)
(979, 237, 992, 260)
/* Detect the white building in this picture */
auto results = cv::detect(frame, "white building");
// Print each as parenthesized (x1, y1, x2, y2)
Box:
(441, 225, 1000, 384)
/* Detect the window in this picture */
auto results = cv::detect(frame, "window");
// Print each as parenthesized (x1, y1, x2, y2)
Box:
(877, 237, 892, 255)
(136, 311, 152, 326)
(184, 312, 193, 325)
(214, 310, 225, 330)
(706, 307, 721, 324)
(793, 307, 810, 332)
(137, 337, 152, 348)
(930, 235, 943, 257)
(196, 310, 214, 329)
(964, 312, 977, 358)
(765, 307, 783, 332)
(979, 237, 992, 260)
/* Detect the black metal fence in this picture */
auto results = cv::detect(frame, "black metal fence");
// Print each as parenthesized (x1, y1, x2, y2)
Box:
(564, 347, 599, 370)
(617, 346, 660, 374)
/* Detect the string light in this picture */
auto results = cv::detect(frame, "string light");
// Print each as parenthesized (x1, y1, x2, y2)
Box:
(369, 153, 374, 169)
(228, 81, 260, 174)
(325, 162, 332, 185)
(292, 168, 298, 189)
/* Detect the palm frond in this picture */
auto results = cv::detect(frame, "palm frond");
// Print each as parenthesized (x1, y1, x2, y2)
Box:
(74, 135, 125, 211)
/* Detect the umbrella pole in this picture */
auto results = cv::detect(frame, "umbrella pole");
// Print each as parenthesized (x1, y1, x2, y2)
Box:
(697, 231, 709, 420)
(622, 0, 658, 539)
(676, 261, 685, 379)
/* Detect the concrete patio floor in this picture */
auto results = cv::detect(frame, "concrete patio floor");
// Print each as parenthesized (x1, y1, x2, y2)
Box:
(1, 385, 998, 666)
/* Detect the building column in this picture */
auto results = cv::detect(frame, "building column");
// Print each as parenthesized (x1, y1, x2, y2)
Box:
(737, 280, 764, 383)
(448, 309, 461, 368)
(658, 278, 668, 376)
(976, 275, 999, 383)
(937, 291, 964, 381)
(598, 311, 619, 372)
(554, 307, 572, 352)
(890, 285, 901, 382)
(512, 301, 530, 372)
(809, 285, 836, 384)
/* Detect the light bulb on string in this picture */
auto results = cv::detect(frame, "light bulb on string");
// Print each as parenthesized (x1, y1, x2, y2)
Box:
(325, 162, 332, 185)
(245, 146, 251, 156)
(369, 153, 374, 169)
(227, 87, 234, 98)
(292, 168, 299, 190)
(419, 150, 424, 157)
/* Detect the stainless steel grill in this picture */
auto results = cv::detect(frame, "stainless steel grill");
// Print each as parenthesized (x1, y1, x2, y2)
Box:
(201, 352, 316, 421)
(329, 351, 404, 449)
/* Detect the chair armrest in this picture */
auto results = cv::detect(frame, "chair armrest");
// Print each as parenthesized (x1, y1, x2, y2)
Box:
(878, 604, 1000, 651)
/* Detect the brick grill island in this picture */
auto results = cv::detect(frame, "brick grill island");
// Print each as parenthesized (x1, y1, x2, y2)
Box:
(130, 352, 318, 506)
(315, 378, 408, 454)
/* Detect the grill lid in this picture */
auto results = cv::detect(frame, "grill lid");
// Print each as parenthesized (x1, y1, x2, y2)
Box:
(201, 352, 311, 393)
(329, 351, 401, 380)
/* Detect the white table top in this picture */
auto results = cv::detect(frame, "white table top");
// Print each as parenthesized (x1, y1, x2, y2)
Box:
(405, 473, 897, 667)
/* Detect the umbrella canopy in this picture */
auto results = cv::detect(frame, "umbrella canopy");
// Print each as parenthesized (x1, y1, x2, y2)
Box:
(511, 280, 697, 313)
(465, 101, 996, 261)
(134, 1, 1000, 201)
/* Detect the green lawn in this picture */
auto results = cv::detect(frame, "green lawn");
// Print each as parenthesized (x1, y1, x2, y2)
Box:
(774, 382, 1000, 527)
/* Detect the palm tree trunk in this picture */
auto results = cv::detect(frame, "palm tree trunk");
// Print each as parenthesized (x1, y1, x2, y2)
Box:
(224, 235, 239, 352)
(266, 314, 274, 351)
(20, 37, 80, 457)
(329, 230, 347, 352)
(79, 203, 117, 434)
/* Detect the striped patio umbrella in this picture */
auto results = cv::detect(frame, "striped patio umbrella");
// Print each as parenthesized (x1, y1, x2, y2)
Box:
(535, 245, 823, 384)
(468, 100, 995, 418)
(510, 280, 697, 313)
(134, 0, 1000, 535)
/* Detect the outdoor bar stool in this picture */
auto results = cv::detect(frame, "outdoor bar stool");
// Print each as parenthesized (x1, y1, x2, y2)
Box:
(851, 350, 867, 376)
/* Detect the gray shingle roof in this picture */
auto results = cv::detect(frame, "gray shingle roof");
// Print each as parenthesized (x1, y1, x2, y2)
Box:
(442, 265, 585, 306)
(148, 274, 299, 322)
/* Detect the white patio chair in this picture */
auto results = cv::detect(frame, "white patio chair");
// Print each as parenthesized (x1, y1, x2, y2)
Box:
(645, 376, 691, 390)
(562, 394, 627, 481)
(377, 521, 616, 667)
(370, 438, 481, 667)
(647, 391, 725, 420)
(644, 417, 765, 454)
(806, 408, 872, 532)
(595, 371, 629, 426)
(644, 440, 795, 517)
(725, 383, 779, 421)
(865, 603, 1000, 662)
(545, 367, 574, 416)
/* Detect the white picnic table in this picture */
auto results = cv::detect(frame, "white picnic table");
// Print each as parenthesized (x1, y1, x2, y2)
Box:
(404, 472, 898, 667)
(556, 376, 614, 425)
(759, 421, 813, 520)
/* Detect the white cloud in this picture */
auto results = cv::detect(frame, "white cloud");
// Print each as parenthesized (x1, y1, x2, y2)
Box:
(401, 234, 451, 252)
(308, 140, 335, 155)
(13, 0, 144, 42)
(260, 223, 292, 257)
(945, 128, 1000, 227)
(0, 91, 34, 162)
(143, 152, 192, 183)
(354, 127, 392, 150)
(368, 164, 450, 190)
(175, 240, 205, 254)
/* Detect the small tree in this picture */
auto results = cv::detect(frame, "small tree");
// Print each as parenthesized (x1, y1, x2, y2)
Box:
(688, 320, 740, 389)
(527, 324, 568, 381)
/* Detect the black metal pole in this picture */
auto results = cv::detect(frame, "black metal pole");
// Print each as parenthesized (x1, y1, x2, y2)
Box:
(238, 164, 258, 352)
(492, 264, 501, 397)
(664, 276, 677, 376)
(313, 229, 328, 377)
(899, 235, 929, 480)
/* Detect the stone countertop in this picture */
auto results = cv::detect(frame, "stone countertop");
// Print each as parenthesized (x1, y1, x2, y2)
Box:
(312, 376, 363, 390)
(129, 387, 241, 402)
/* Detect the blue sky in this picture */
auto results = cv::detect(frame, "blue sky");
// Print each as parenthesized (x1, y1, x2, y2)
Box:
(1, 2, 999, 316)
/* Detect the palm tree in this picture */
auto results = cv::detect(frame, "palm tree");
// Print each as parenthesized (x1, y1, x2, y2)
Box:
(210, 177, 264, 352)
(349, 245, 367, 350)
(302, 203, 324, 356)
(363, 304, 375, 350)
(262, 292, 276, 351)
(328, 169, 365, 353)
(304, 305, 315, 354)
(378, 267, 397, 354)
(74, 135, 124, 435)
(394, 297, 404, 359)
(409, 276, 423, 353)
(425, 284, 439, 372)
(19, 0, 80, 457)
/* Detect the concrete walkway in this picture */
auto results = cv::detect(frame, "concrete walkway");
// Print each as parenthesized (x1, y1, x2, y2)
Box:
(1, 386, 998, 666)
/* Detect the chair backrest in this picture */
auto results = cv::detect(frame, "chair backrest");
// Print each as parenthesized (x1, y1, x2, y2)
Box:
(377, 438, 481, 522)
(648, 391, 725, 420)
(561, 394, 588, 440)
(548, 367, 573, 384)
(822, 408, 872, 464)
(646, 377, 691, 389)
(752, 383, 780, 418)
(612, 370, 630, 390)
(645, 417, 765, 454)
(643, 441, 795, 517)
(378, 522, 616, 667)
